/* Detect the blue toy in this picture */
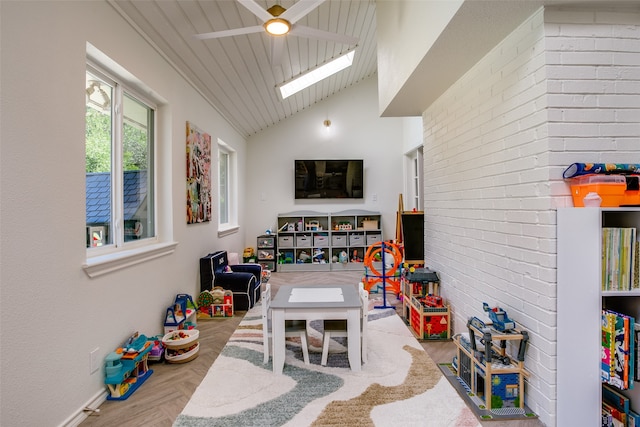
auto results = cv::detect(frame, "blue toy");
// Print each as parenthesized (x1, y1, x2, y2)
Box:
(483, 302, 516, 332)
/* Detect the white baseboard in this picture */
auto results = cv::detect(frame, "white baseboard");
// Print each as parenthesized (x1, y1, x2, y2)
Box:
(58, 389, 108, 427)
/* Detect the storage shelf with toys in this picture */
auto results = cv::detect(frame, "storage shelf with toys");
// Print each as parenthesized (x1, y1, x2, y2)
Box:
(197, 287, 234, 318)
(257, 234, 277, 273)
(276, 210, 382, 272)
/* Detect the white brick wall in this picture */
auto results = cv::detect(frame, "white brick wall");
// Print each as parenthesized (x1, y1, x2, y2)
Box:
(422, 7, 640, 426)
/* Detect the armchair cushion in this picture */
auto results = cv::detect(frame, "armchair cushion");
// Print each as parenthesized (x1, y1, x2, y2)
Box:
(199, 251, 261, 310)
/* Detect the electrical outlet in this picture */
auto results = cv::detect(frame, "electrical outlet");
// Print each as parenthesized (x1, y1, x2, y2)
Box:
(90, 348, 100, 374)
(372, 193, 377, 202)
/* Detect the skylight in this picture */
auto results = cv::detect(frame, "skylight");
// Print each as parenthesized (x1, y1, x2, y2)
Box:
(278, 50, 355, 100)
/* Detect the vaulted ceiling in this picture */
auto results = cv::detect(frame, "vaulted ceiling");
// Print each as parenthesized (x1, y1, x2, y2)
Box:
(110, 0, 378, 137)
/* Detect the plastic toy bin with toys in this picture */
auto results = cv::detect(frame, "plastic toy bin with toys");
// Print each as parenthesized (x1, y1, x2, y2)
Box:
(570, 174, 639, 208)
(162, 329, 200, 363)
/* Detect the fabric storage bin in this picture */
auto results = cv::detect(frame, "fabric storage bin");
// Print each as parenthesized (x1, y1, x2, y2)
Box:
(366, 234, 382, 245)
(278, 235, 294, 247)
(332, 234, 347, 246)
(349, 234, 364, 246)
(296, 234, 312, 247)
(314, 234, 329, 247)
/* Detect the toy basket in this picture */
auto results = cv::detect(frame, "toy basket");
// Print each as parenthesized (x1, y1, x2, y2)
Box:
(161, 329, 199, 350)
(165, 342, 200, 364)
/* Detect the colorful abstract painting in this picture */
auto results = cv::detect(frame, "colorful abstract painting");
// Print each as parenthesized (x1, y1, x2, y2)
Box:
(186, 121, 211, 224)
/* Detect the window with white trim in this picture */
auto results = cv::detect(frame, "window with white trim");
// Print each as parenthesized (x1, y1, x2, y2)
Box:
(405, 147, 424, 211)
(218, 140, 238, 234)
(85, 64, 156, 252)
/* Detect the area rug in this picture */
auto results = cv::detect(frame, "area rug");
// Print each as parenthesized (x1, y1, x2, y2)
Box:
(173, 300, 480, 427)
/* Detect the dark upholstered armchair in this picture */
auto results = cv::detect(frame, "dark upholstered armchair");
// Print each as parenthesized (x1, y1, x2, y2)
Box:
(199, 251, 262, 310)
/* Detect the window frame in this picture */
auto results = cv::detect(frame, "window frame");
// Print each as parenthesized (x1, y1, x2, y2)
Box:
(404, 147, 424, 211)
(217, 140, 238, 237)
(83, 56, 176, 277)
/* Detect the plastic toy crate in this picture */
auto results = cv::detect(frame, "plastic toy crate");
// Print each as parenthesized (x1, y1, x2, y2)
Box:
(257, 236, 275, 248)
(569, 175, 626, 207)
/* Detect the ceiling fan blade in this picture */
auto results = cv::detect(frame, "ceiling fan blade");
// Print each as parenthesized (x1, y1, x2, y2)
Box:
(194, 25, 264, 40)
(237, 0, 273, 23)
(290, 25, 359, 45)
(270, 37, 284, 65)
(280, 0, 325, 24)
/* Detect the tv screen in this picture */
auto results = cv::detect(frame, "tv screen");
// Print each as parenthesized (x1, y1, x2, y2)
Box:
(295, 160, 363, 199)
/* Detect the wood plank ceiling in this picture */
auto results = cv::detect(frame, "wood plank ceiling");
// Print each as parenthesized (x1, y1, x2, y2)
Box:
(110, 0, 378, 137)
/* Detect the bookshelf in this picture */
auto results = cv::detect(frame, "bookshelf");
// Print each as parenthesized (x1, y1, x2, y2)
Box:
(557, 207, 640, 426)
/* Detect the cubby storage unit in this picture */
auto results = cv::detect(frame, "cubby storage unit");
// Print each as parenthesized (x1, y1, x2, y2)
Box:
(277, 211, 331, 272)
(257, 234, 277, 272)
(330, 210, 382, 271)
(557, 207, 640, 426)
(276, 210, 382, 272)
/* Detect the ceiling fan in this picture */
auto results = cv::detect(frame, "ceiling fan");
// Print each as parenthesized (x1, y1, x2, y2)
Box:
(194, 0, 359, 64)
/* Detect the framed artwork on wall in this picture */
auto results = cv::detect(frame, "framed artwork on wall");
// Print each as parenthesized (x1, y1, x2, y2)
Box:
(186, 121, 212, 224)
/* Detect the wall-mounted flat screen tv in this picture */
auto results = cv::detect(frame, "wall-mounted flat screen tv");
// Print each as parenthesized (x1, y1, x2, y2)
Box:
(295, 160, 364, 199)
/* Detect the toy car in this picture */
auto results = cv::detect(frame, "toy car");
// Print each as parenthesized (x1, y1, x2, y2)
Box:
(422, 295, 443, 307)
(483, 302, 516, 332)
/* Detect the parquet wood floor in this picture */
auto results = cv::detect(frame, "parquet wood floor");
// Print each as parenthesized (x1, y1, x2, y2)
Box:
(79, 270, 542, 427)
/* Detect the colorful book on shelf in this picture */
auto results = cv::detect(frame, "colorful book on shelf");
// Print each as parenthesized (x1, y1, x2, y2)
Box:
(602, 401, 626, 427)
(603, 311, 615, 384)
(634, 240, 640, 290)
(635, 323, 640, 382)
(602, 227, 637, 291)
(628, 409, 640, 427)
(602, 383, 630, 417)
(603, 309, 635, 390)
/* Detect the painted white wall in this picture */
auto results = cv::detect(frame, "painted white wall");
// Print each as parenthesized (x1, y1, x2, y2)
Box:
(422, 6, 640, 426)
(244, 77, 405, 247)
(376, 0, 463, 115)
(402, 117, 423, 154)
(0, 2, 248, 426)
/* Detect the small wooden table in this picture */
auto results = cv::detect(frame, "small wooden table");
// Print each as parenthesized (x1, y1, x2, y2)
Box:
(270, 285, 362, 374)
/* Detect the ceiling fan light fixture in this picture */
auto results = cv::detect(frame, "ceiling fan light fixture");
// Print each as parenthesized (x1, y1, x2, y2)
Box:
(264, 18, 291, 36)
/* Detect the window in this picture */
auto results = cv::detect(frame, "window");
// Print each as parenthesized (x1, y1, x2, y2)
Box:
(218, 141, 238, 235)
(405, 147, 424, 211)
(85, 64, 155, 252)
